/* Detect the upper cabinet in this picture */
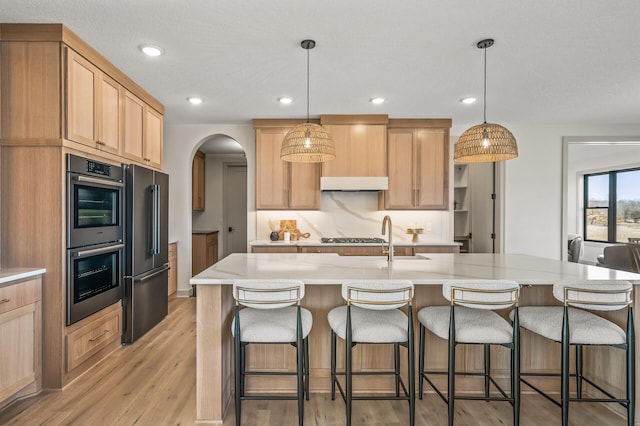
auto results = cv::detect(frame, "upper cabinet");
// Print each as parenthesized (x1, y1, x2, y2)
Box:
(382, 119, 451, 210)
(254, 123, 320, 210)
(320, 115, 387, 177)
(0, 24, 164, 169)
(66, 48, 121, 155)
(119, 90, 163, 169)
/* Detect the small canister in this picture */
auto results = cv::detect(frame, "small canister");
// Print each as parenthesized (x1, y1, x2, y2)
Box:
(283, 231, 291, 242)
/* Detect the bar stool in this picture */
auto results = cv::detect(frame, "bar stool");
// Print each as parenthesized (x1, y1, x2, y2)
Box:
(232, 279, 312, 426)
(418, 280, 521, 426)
(514, 280, 634, 426)
(327, 280, 415, 426)
(629, 243, 640, 273)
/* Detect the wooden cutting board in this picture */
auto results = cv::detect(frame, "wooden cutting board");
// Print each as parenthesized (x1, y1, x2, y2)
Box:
(279, 220, 297, 239)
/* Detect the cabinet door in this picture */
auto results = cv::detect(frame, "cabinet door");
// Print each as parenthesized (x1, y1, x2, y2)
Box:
(289, 162, 320, 209)
(144, 107, 163, 169)
(321, 124, 386, 177)
(66, 49, 97, 146)
(255, 128, 289, 209)
(97, 74, 121, 155)
(192, 151, 206, 211)
(0, 303, 39, 403)
(385, 129, 416, 208)
(121, 90, 145, 163)
(206, 233, 218, 266)
(415, 129, 448, 209)
(168, 242, 178, 296)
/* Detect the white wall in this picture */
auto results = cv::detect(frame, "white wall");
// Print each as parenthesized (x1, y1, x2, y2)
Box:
(449, 123, 640, 261)
(164, 124, 255, 296)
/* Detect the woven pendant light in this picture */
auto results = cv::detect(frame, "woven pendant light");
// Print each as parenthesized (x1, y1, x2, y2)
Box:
(454, 39, 518, 164)
(281, 40, 336, 163)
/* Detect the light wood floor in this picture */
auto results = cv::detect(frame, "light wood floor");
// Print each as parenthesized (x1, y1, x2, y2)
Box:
(0, 297, 627, 425)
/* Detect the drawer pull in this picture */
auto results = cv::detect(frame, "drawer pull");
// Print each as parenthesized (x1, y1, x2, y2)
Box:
(89, 330, 110, 343)
(0, 298, 10, 304)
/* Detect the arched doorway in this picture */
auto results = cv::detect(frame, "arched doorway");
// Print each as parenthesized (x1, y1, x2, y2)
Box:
(191, 134, 247, 276)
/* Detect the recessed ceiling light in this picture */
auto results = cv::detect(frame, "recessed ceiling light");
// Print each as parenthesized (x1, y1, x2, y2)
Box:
(278, 97, 293, 104)
(370, 97, 385, 105)
(187, 97, 203, 105)
(461, 97, 477, 104)
(139, 44, 165, 57)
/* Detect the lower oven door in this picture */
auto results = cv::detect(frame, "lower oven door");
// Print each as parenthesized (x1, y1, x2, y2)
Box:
(67, 242, 124, 325)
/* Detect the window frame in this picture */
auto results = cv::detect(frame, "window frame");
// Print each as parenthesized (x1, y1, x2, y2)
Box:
(583, 166, 640, 243)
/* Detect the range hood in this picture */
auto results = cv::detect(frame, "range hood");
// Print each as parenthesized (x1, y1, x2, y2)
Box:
(320, 176, 389, 191)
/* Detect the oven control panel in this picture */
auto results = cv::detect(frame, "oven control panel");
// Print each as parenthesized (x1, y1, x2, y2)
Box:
(87, 160, 111, 177)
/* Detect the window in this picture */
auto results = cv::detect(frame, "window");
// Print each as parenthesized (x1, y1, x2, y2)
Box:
(584, 168, 640, 242)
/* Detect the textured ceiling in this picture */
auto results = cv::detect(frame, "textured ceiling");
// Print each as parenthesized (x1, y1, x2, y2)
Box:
(2, 0, 640, 128)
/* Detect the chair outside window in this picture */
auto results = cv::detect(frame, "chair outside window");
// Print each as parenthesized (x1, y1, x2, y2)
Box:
(418, 280, 521, 426)
(514, 280, 634, 426)
(232, 279, 312, 426)
(327, 280, 415, 426)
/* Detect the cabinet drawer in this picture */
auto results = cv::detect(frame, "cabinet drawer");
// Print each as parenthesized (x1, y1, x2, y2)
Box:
(0, 278, 42, 315)
(66, 307, 121, 372)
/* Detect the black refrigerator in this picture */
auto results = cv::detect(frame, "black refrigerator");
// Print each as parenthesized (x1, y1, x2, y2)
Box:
(123, 164, 169, 344)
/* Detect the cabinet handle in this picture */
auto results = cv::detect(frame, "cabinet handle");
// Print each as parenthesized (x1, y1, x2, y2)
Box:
(89, 330, 110, 343)
(0, 298, 10, 304)
(416, 189, 420, 206)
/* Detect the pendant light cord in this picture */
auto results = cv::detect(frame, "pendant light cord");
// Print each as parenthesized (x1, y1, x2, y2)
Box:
(306, 46, 310, 123)
(483, 44, 487, 124)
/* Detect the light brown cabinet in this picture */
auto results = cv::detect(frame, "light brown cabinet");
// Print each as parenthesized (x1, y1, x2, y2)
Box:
(144, 106, 163, 169)
(168, 242, 178, 296)
(383, 120, 451, 210)
(320, 115, 387, 178)
(0, 276, 42, 409)
(254, 244, 459, 255)
(1, 23, 164, 390)
(255, 126, 320, 210)
(192, 151, 206, 211)
(65, 303, 121, 374)
(192, 232, 219, 275)
(65, 49, 124, 156)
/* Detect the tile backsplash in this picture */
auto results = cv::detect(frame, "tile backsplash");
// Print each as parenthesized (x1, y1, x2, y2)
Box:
(256, 191, 451, 242)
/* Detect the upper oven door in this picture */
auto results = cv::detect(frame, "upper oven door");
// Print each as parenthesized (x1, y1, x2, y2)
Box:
(67, 172, 124, 248)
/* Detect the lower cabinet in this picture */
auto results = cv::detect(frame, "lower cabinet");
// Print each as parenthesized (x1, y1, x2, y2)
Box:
(252, 246, 298, 253)
(168, 242, 178, 296)
(65, 302, 121, 377)
(192, 232, 218, 276)
(0, 276, 42, 409)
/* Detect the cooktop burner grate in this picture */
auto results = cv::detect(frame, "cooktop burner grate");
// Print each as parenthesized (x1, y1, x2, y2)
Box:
(321, 237, 387, 244)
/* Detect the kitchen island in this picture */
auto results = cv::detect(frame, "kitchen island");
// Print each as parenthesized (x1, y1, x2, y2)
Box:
(191, 253, 640, 424)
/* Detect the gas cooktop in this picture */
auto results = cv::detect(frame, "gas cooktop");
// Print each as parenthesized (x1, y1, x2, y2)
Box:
(320, 237, 387, 244)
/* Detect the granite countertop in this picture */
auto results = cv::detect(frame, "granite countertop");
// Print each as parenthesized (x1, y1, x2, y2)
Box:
(0, 268, 46, 286)
(250, 239, 460, 247)
(191, 253, 640, 286)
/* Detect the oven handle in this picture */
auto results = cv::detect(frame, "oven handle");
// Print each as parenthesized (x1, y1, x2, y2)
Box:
(74, 175, 124, 188)
(73, 243, 124, 258)
(134, 265, 170, 283)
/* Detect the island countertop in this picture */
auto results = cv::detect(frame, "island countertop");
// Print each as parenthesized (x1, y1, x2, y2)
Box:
(250, 239, 461, 247)
(191, 252, 640, 285)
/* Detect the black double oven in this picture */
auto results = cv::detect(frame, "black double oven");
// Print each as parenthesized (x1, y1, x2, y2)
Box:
(66, 154, 124, 325)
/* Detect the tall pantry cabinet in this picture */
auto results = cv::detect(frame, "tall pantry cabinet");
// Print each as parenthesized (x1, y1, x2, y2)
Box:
(0, 24, 164, 389)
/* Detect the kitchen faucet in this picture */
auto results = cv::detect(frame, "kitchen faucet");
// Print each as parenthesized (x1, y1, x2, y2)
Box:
(381, 215, 394, 262)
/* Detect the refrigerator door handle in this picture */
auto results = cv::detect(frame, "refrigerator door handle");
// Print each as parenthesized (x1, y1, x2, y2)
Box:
(154, 184, 161, 255)
(133, 264, 170, 283)
(149, 184, 161, 256)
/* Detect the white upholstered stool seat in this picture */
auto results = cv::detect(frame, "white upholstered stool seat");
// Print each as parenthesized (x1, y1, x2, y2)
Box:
(232, 306, 313, 343)
(327, 305, 408, 343)
(419, 306, 513, 344)
(512, 306, 625, 345)
(328, 280, 415, 426)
